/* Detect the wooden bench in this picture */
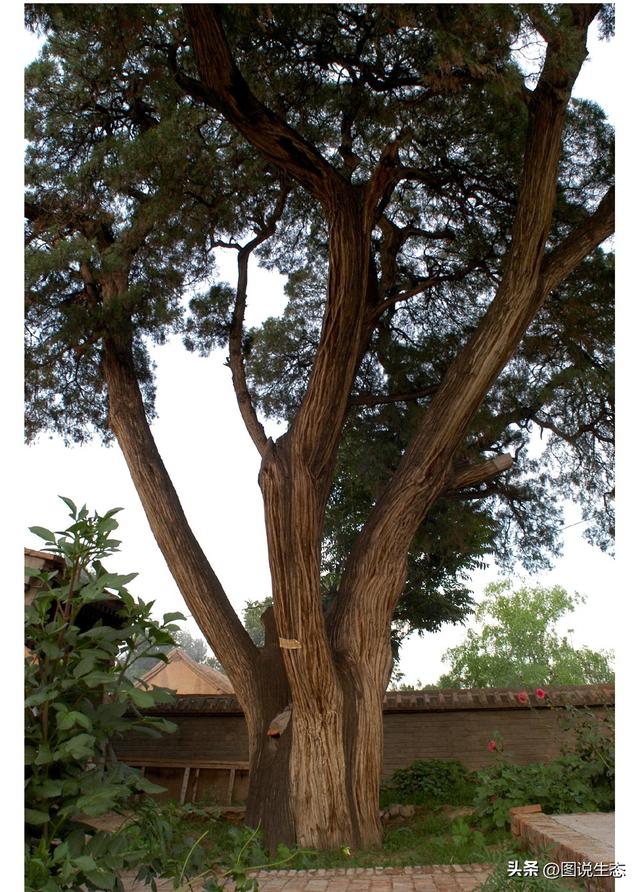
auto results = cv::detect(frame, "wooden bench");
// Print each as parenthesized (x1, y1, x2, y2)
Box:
(124, 758, 249, 805)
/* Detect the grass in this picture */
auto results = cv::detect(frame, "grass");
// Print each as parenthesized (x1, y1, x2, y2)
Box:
(88, 802, 586, 891)
(282, 809, 508, 869)
(199, 806, 585, 890)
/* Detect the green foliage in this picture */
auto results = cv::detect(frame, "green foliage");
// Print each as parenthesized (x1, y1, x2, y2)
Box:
(241, 598, 273, 649)
(24, 499, 317, 889)
(383, 759, 477, 807)
(25, 498, 186, 891)
(474, 753, 614, 833)
(24, 3, 279, 445)
(473, 707, 614, 832)
(245, 809, 507, 871)
(438, 580, 614, 688)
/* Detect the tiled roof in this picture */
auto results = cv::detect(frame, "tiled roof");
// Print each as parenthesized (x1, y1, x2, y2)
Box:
(24, 547, 65, 567)
(138, 684, 613, 716)
(137, 647, 234, 694)
(381, 684, 614, 711)
(143, 694, 244, 715)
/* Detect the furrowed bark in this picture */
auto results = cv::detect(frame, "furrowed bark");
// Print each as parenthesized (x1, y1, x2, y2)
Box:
(255, 193, 377, 847)
(101, 313, 301, 844)
(541, 185, 614, 294)
(244, 607, 295, 849)
(100, 298, 258, 705)
(259, 435, 353, 848)
(102, 303, 303, 847)
(178, 2, 611, 855)
(448, 454, 514, 491)
(183, 4, 393, 849)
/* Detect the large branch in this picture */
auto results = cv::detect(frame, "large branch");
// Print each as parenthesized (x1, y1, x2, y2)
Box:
(330, 7, 605, 646)
(181, 8, 380, 479)
(541, 186, 614, 294)
(447, 454, 513, 491)
(101, 323, 259, 701)
(182, 5, 341, 206)
(228, 186, 289, 456)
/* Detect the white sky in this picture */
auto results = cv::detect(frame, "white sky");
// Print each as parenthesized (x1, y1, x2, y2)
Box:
(6, 5, 639, 875)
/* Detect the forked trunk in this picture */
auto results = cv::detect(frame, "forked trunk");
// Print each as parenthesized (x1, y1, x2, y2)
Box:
(240, 193, 389, 851)
(243, 624, 389, 852)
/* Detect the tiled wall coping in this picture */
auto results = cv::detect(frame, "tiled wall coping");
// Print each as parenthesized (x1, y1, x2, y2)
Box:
(135, 684, 613, 716)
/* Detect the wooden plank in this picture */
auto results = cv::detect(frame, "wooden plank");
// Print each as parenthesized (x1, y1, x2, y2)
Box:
(179, 766, 191, 805)
(226, 768, 236, 805)
(191, 767, 200, 803)
(122, 758, 249, 770)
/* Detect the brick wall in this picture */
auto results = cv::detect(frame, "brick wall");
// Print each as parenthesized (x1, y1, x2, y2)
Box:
(112, 685, 613, 798)
(116, 714, 250, 764)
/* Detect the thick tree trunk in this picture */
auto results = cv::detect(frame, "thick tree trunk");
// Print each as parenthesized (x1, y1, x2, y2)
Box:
(244, 194, 388, 850)
(99, 222, 387, 852)
(244, 647, 387, 852)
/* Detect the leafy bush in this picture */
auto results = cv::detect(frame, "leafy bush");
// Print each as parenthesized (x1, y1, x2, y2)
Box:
(473, 707, 614, 832)
(383, 759, 477, 806)
(25, 499, 187, 891)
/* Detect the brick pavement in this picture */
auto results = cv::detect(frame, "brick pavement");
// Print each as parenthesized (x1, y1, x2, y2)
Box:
(121, 864, 493, 892)
(511, 807, 616, 892)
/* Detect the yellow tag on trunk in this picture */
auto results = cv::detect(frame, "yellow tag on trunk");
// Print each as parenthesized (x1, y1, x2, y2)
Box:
(278, 637, 302, 649)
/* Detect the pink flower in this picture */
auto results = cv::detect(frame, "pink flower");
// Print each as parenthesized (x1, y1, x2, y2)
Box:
(517, 691, 528, 704)
(487, 740, 498, 752)
(535, 688, 546, 701)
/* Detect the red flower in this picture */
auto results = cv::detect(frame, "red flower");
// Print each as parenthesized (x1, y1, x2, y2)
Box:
(487, 740, 498, 752)
(535, 688, 546, 700)
(517, 691, 528, 704)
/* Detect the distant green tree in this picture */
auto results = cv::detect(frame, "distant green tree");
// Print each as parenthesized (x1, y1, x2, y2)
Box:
(175, 629, 208, 663)
(437, 580, 614, 688)
(128, 607, 271, 678)
(241, 598, 273, 649)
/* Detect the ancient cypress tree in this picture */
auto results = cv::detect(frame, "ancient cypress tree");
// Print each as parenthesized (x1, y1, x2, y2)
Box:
(25, 4, 614, 850)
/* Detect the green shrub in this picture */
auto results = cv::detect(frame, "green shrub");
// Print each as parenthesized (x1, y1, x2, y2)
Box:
(473, 707, 614, 832)
(25, 499, 188, 891)
(383, 759, 477, 806)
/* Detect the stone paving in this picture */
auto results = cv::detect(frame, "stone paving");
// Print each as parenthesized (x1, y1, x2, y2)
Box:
(511, 808, 616, 892)
(121, 864, 493, 891)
